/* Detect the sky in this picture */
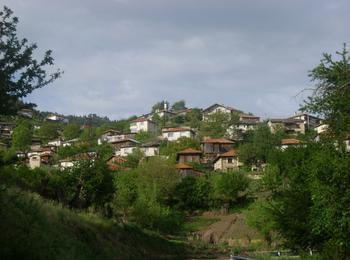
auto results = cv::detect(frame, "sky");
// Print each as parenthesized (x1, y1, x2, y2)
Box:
(2, 0, 350, 120)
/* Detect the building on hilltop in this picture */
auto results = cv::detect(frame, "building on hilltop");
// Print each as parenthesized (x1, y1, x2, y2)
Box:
(129, 117, 156, 134)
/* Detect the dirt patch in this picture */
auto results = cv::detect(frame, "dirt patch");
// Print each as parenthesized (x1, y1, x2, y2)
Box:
(196, 213, 264, 247)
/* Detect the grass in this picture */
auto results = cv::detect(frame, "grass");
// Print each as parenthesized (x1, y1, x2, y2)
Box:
(0, 186, 185, 259)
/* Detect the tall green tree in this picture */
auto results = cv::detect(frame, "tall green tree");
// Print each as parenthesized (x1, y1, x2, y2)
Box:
(302, 44, 350, 139)
(200, 111, 239, 138)
(63, 123, 81, 140)
(38, 122, 59, 142)
(0, 6, 61, 115)
(11, 123, 32, 151)
(171, 100, 186, 111)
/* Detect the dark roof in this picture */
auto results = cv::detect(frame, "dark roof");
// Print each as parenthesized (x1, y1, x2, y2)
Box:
(203, 103, 241, 114)
(201, 138, 234, 144)
(161, 127, 194, 133)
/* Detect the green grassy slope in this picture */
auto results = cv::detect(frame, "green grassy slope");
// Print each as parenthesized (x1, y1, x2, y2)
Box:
(0, 187, 185, 260)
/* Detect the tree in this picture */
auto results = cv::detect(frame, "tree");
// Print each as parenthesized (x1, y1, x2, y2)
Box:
(11, 123, 32, 151)
(302, 44, 350, 139)
(63, 123, 81, 140)
(210, 171, 250, 208)
(171, 100, 186, 111)
(238, 124, 284, 167)
(0, 6, 61, 115)
(151, 100, 169, 112)
(37, 122, 59, 142)
(200, 111, 239, 138)
(185, 108, 202, 128)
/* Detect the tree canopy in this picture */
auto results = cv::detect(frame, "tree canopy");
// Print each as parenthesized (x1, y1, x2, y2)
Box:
(302, 44, 350, 138)
(0, 6, 61, 115)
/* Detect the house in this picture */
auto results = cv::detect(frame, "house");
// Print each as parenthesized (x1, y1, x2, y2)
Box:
(213, 149, 240, 171)
(315, 123, 329, 134)
(140, 141, 160, 157)
(154, 109, 176, 118)
(202, 104, 241, 120)
(28, 153, 41, 169)
(268, 113, 322, 135)
(280, 138, 301, 150)
(48, 138, 64, 147)
(97, 131, 135, 145)
(110, 138, 140, 151)
(106, 155, 127, 171)
(0, 122, 15, 139)
(175, 163, 203, 177)
(267, 118, 304, 134)
(46, 114, 68, 123)
(30, 138, 42, 151)
(129, 118, 157, 133)
(201, 138, 234, 156)
(62, 138, 80, 147)
(161, 127, 195, 141)
(176, 148, 202, 164)
(345, 134, 350, 152)
(27, 147, 54, 169)
(18, 108, 33, 118)
(289, 113, 322, 132)
(59, 152, 96, 169)
(175, 108, 193, 117)
(227, 113, 260, 138)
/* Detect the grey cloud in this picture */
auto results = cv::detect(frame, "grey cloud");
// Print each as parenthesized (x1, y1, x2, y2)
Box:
(2, 0, 350, 119)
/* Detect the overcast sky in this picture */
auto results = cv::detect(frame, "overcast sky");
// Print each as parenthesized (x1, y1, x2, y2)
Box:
(2, 0, 350, 120)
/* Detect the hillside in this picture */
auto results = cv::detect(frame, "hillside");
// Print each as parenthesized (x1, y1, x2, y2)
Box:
(0, 187, 185, 259)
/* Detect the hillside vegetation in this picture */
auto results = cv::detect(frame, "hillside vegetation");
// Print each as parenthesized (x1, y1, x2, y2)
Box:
(0, 186, 185, 259)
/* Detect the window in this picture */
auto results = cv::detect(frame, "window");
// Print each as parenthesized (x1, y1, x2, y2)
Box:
(227, 158, 233, 163)
(168, 132, 174, 137)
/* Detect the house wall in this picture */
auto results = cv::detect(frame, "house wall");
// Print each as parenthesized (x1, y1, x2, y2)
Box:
(140, 147, 159, 157)
(130, 121, 156, 133)
(115, 147, 135, 157)
(29, 155, 41, 169)
(202, 143, 233, 154)
(214, 157, 239, 171)
(162, 130, 193, 141)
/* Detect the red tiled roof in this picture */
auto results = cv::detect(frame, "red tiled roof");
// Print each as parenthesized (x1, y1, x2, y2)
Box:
(218, 149, 237, 157)
(177, 148, 202, 154)
(201, 138, 234, 144)
(281, 138, 300, 145)
(131, 117, 154, 123)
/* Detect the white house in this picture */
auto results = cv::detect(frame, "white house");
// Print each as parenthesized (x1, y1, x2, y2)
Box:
(115, 146, 136, 157)
(129, 118, 156, 133)
(48, 138, 64, 147)
(315, 123, 329, 134)
(46, 114, 68, 123)
(140, 141, 160, 157)
(161, 127, 195, 141)
(28, 153, 41, 169)
(213, 149, 240, 171)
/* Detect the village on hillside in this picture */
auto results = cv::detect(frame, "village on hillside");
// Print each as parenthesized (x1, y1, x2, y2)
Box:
(1, 101, 346, 174)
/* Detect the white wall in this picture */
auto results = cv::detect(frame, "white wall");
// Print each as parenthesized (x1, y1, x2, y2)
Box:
(162, 130, 193, 141)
